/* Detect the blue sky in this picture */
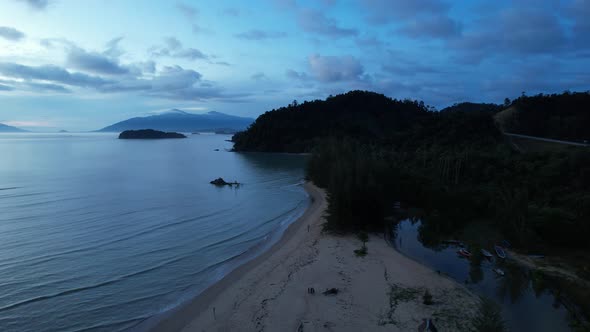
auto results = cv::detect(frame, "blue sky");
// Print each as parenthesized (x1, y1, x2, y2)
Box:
(0, 0, 588, 131)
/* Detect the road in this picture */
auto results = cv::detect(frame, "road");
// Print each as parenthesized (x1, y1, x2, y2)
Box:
(504, 133, 589, 147)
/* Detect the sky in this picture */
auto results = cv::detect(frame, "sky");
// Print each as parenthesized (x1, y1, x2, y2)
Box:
(0, 0, 588, 131)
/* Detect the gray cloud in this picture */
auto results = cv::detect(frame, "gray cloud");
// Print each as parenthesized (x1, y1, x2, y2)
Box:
(360, 0, 449, 24)
(104, 37, 125, 58)
(0, 55, 240, 101)
(308, 54, 364, 82)
(355, 36, 385, 48)
(398, 15, 461, 39)
(251, 72, 267, 81)
(450, 8, 567, 62)
(235, 30, 287, 40)
(297, 9, 358, 38)
(286, 69, 309, 81)
(150, 37, 208, 60)
(176, 2, 198, 20)
(67, 48, 130, 75)
(0, 84, 13, 91)
(222, 8, 241, 16)
(26, 82, 70, 93)
(17, 0, 51, 10)
(0, 26, 25, 41)
(0, 62, 111, 88)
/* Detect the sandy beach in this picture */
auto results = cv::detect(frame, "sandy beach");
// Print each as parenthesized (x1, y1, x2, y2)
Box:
(151, 183, 479, 332)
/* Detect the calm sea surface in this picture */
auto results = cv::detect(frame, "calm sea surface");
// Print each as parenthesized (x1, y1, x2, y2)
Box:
(0, 133, 309, 332)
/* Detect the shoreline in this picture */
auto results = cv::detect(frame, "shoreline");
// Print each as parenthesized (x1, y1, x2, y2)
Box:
(146, 182, 323, 332)
(149, 183, 479, 331)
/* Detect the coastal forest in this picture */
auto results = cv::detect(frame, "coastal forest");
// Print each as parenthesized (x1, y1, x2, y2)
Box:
(233, 90, 590, 251)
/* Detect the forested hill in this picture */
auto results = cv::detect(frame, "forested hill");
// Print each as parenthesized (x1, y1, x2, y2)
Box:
(496, 91, 590, 142)
(231, 90, 431, 152)
(440, 102, 503, 114)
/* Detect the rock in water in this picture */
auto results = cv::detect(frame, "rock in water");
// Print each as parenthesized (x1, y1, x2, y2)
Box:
(210, 178, 240, 186)
(118, 129, 186, 139)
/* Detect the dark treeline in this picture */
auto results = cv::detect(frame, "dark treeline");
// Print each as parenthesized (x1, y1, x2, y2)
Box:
(499, 91, 590, 142)
(440, 102, 504, 114)
(232, 90, 431, 153)
(234, 90, 590, 249)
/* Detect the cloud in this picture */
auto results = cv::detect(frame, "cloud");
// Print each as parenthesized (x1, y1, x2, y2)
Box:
(66, 48, 130, 75)
(450, 7, 567, 62)
(0, 62, 111, 88)
(0, 26, 25, 41)
(359, 0, 450, 24)
(104, 37, 125, 58)
(26, 82, 70, 93)
(150, 37, 208, 60)
(17, 0, 51, 10)
(222, 8, 241, 16)
(0, 84, 13, 91)
(251, 72, 267, 81)
(566, 0, 590, 49)
(398, 15, 461, 39)
(308, 54, 364, 82)
(286, 69, 309, 81)
(355, 36, 385, 48)
(297, 9, 358, 38)
(3, 120, 54, 127)
(234, 30, 287, 40)
(176, 2, 198, 20)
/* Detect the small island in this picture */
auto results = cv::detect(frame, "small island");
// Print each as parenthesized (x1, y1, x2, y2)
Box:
(118, 129, 186, 139)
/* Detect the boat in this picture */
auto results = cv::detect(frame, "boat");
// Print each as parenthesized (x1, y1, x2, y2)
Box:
(481, 249, 493, 259)
(494, 245, 506, 259)
(493, 268, 505, 276)
(501, 240, 511, 248)
(457, 249, 472, 258)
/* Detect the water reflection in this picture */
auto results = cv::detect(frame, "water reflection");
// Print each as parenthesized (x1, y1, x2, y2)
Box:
(391, 218, 573, 332)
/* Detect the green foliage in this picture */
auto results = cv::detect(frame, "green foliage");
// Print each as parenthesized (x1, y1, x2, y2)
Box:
(502, 91, 590, 142)
(232, 90, 430, 153)
(354, 244, 368, 257)
(357, 231, 369, 243)
(440, 102, 503, 114)
(472, 298, 506, 332)
(422, 290, 434, 305)
(237, 89, 590, 249)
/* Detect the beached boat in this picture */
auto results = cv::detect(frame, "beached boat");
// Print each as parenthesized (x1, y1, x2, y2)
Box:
(493, 268, 505, 276)
(494, 245, 506, 259)
(457, 249, 472, 258)
(481, 249, 493, 258)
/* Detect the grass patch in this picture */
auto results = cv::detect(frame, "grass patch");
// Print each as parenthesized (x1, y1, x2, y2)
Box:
(354, 244, 368, 257)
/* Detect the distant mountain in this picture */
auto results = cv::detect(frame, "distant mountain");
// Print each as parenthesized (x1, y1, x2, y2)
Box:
(0, 123, 26, 132)
(97, 110, 254, 133)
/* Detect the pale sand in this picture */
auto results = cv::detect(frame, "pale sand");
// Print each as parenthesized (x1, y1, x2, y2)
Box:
(151, 183, 479, 332)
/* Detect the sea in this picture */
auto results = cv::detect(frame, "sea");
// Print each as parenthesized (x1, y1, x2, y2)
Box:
(0, 133, 309, 332)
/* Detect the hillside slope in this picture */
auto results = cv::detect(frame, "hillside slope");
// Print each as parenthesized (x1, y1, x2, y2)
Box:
(98, 110, 254, 133)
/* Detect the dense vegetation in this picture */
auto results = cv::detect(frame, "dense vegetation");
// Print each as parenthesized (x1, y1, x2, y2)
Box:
(235, 90, 590, 249)
(497, 91, 590, 142)
(232, 90, 431, 152)
(440, 102, 503, 114)
(118, 129, 186, 139)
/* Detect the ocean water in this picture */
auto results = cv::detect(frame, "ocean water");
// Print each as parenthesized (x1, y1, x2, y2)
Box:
(0, 133, 309, 332)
